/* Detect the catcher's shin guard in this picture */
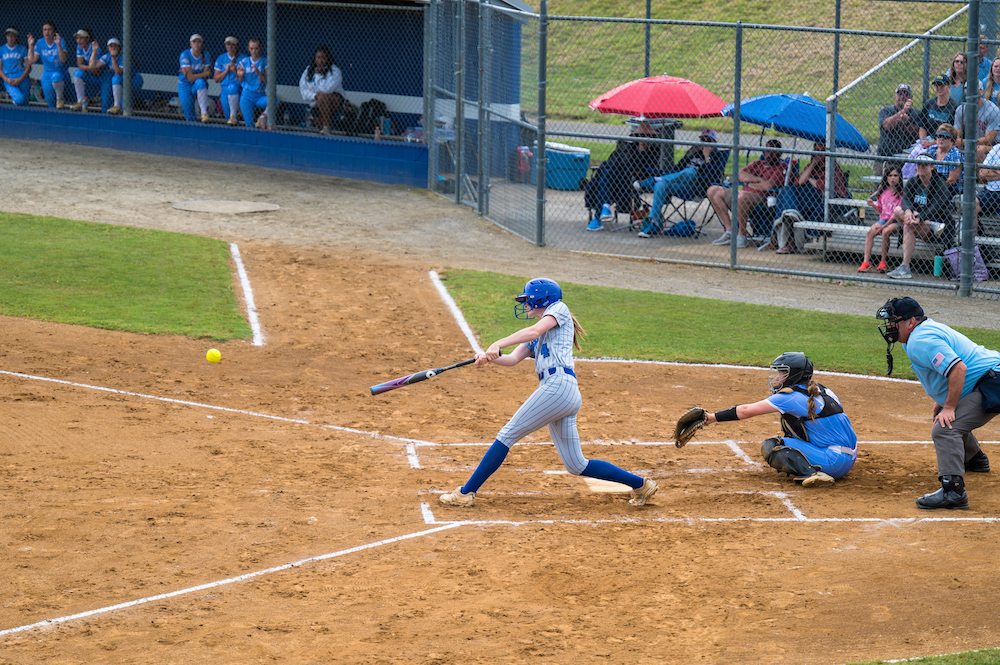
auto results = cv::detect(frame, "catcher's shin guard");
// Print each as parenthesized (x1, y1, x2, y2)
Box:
(761, 438, 825, 482)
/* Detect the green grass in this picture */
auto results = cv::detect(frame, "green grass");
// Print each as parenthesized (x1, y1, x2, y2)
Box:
(850, 648, 1000, 665)
(439, 269, 1000, 383)
(0, 212, 252, 340)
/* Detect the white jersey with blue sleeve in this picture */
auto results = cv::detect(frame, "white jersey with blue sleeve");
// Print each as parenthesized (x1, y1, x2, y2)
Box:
(214, 52, 239, 87)
(1, 44, 28, 77)
(239, 56, 266, 92)
(178, 48, 210, 82)
(524, 301, 575, 375)
(38, 37, 67, 73)
(765, 386, 857, 449)
(903, 318, 1000, 405)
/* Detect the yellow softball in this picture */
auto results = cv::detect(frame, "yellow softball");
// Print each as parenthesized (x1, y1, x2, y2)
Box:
(206, 348, 222, 363)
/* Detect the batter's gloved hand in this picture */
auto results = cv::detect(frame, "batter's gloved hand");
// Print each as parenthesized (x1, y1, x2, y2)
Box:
(674, 407, 707, 448)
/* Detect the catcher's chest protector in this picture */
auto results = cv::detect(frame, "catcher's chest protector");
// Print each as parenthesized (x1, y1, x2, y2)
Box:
(779, 385, 845, 440)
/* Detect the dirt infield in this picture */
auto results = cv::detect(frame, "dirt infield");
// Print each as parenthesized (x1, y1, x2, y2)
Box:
(2, 138, 1000, 664)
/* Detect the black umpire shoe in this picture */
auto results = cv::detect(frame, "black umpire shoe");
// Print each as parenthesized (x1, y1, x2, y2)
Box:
(916, 475, 970, 510)
(965, 450, 991, 473)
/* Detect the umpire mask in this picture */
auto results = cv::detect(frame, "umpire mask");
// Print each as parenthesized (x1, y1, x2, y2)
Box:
(875, 297, 924, 376)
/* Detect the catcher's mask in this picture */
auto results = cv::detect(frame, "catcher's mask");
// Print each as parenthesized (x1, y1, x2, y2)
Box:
(514, 278, 562, 319)
(875, 297, 924, 375)
(768, 352, 813, 394)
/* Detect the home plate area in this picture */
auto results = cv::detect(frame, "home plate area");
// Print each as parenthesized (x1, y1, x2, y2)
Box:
(413, 440, 1000, 525)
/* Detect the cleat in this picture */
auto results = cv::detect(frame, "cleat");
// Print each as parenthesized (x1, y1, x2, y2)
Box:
(107, 105, 122, 115)
(69, 101, 83, 111)
(440, 486, 475, 507)
(227, 115, 239, 126)
(56, 98, 65, 109)
(201, 112, 210, 123)
(256, 113, 268, 129)
(800, 471, 835, 487)
(966, 450, 990, 473)
(628, 478, 659, 506)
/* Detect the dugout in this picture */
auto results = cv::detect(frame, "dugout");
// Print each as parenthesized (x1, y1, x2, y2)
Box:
(0, 0, 530, 189)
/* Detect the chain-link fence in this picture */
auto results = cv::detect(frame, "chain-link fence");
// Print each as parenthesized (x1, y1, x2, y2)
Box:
(429, 0, 1000, 299)
(4, 1, 424, 137)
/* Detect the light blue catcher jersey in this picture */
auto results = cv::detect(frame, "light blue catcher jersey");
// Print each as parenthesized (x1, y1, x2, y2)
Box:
(1, 44, 27, 76)
(239, 55, 266, 92)
(903, 318, 1000, 405)
(214, 52, 239, 87)
(37, 37, 67, 72)
(765, 386, 858, 449)
(178, 48, 210, 82)
(524, 301, 575, 375)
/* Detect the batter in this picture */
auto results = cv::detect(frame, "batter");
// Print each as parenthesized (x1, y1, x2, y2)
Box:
(440, 278, 658, 508)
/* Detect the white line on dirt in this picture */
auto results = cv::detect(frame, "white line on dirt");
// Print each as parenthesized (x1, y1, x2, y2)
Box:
(0, 523, 463, 638)
(428, 270, 482, 354)
(229, 243, 264, 346)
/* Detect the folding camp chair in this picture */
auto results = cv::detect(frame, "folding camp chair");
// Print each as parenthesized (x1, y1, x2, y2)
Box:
(584, 162, 657, 232)
(653, 150, 732, 237)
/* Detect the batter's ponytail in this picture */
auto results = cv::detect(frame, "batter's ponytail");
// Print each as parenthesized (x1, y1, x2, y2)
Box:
(806, 378, 820, 420)
(570, 314, 586, 351)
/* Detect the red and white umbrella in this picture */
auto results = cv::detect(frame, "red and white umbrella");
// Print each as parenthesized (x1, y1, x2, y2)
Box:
(589, 75, 726, 119)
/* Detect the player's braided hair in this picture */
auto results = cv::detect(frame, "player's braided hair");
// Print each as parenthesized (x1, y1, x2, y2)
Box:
(570, 314, 586, 351)
(805, 378, 821, 420)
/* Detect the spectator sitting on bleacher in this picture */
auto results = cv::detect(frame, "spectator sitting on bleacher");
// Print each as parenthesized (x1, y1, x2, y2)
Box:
(877, 83, 921, 175)
(101, 38, 142, 115)
(30, 21, 68, 108)
(237, 37, 268, 129)
(976, 142, 1000, 220)
(887, 154, 951, 280)
(926, 123, 963, 193)
(983, 58, 1000, 104)
(979, 36, 993, 82)
(919, 75, 958, 145)
(214, 35, 242, 126)
(634, 128, 727, 238)
(1, 27, 31, 106)
(585, 123, 660, 231)
(948, 52, 968, 106)
(706, 139, 789, 248)
(299, 45, 344, 135)
(178, 34, 213, 123)
(859, 165, 904, 273)
(770, 142, 850, 254)
(70, 29, 107, 112)
(954, 80, 1000, 163)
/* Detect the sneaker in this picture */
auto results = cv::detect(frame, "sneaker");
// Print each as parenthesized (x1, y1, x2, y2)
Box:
(876, 260, 889, 273)
(586, 218, 604, 231)
(928, 221, 946, 238)
(440, 486, 475, 507)
(56, 99, 65, 109)
(201, 112, 210, 123)
(69, 101, 83, 111)
(599, 203, 614, 223)
(227, 115, 239, 126)
(320, 126, 332, 135)
(800, 471, 835, 487)
(736, 235, 747, 248)
(628, 478, 659, 506)
(966, 450, 991, 473)
(916, 487, 969, 510)
(887, 265, 912, 280)
(107, 105, 122, 115)
(637, 221, 659, 238)
(858, 261, 872, 273)
(776, 243, 794, 255)
(637, 229, 653, 238)
(712, 231, 732, 245)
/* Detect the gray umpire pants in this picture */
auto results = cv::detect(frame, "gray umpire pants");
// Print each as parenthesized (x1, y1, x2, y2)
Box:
(931, 388, 998, 477)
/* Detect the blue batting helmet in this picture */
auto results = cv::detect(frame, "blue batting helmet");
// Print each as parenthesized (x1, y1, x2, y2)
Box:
(514, 278, 562, 319)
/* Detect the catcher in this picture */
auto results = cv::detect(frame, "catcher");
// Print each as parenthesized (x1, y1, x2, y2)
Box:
(675, 352, 858, 487)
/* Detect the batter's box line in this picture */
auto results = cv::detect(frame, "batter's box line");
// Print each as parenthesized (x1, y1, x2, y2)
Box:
(420, 498, 1000, 527)
(0, 523, 465, 639)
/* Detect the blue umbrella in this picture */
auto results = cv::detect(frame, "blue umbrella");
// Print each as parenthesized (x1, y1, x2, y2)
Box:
(721, 93, 870, 152)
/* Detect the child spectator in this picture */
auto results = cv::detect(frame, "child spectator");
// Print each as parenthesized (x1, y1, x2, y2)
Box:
(237, 37, 268, 128)
(1, 27, 31, 106)
(214, 35, 242, 125)
(299, 45, 344, 135)
(178, 34, 212, 122)
(858, 165, 903, 273)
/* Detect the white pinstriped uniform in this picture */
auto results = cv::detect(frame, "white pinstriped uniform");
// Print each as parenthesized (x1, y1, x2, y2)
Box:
(496, 301, 588, 474)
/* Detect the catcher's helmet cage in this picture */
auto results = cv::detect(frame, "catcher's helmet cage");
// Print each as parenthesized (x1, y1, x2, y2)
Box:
(768, 352, 814, 394)
(514, 278, 562, 319)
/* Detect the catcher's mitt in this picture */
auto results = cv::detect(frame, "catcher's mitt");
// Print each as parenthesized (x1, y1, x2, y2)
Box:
(674, 407, 707, 448)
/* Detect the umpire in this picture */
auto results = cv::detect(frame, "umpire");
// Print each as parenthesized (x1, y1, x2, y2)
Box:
(876, 297, 1000, 509)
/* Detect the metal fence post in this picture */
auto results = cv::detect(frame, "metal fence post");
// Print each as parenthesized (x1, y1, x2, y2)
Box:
(922, 36, 931, 103)
(425, 0, 437, 191)
(266, 0, 276, 129)
(455, 0, 465, 205)
(644, 0, 651, 78)
(477, 0, 485, 216)
(729, 22, 742, 268)
(536, 0, 548, 247)
(961, 0, 983, 296)
(825, 98, 836, 224)
(123, 0, 132, 116)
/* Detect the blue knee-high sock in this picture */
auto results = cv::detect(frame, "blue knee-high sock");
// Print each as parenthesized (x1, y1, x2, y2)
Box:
(581, 459, 643, 489)
(462, 440, 510, 494)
